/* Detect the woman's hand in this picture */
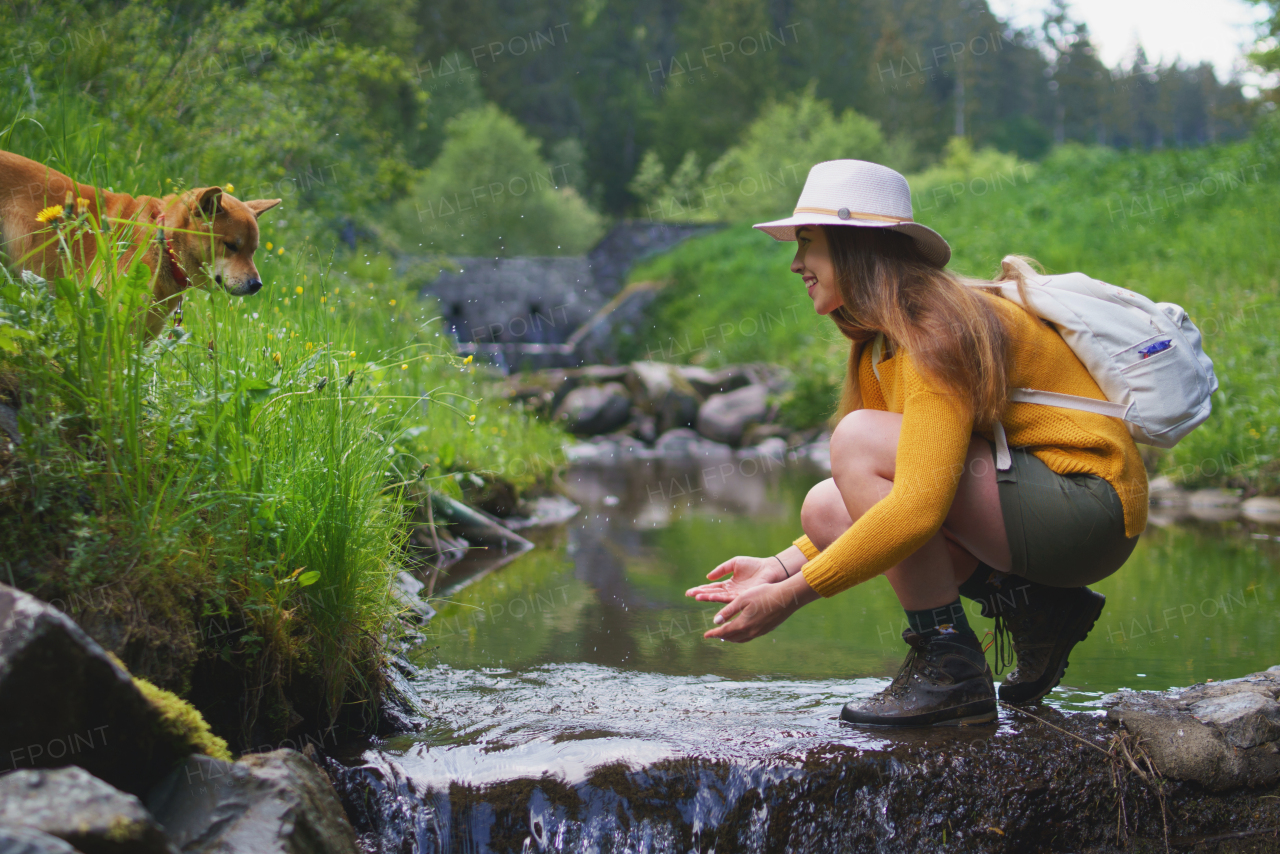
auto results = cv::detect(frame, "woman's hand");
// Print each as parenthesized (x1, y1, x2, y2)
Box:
(702, 573, 821, 642)
(685, 554, 787, 603)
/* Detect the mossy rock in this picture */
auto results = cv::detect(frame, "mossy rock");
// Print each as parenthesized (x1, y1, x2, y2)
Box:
(106, 652, 232, 761)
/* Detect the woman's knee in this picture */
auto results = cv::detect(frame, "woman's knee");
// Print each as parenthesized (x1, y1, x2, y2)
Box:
(801, 478, 852, 550)
(830, 409, 898, 482)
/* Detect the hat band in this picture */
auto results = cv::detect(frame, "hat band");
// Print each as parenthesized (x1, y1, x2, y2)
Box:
(793, 206, 913, 224)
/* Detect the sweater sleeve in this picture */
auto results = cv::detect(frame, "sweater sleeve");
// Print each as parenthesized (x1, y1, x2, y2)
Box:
(800, 361, 975, 598)
(792, 535, 822, 560)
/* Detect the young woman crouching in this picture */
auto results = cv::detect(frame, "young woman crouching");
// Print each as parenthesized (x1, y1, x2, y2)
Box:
(686, 160, 1145, 726)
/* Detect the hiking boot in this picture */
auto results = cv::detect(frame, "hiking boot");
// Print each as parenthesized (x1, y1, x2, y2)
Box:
(841, 630, 996, 727)
(994, 587, 1106, 704)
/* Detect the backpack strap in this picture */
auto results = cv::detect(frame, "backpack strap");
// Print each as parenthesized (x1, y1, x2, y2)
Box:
(1009, 388, 1132, 419)
(993, 388, 1134, 471)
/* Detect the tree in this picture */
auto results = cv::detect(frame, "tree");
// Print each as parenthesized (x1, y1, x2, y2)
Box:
(396, 104, 603, 256)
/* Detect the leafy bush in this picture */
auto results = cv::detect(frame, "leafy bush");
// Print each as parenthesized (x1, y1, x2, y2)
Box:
(631, 85, 896, 223)
(397, 104, 605, 256)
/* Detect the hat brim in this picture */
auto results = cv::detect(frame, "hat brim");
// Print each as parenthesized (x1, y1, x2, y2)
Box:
(752, 214, 951, 269)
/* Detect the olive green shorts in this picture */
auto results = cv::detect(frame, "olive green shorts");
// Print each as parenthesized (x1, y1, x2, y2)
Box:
(988, 441, 1139, 588)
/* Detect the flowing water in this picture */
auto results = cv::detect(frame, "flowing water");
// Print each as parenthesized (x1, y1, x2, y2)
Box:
(334, 453, 1280, 852)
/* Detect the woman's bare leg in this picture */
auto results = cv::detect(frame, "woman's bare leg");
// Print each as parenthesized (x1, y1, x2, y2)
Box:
(799, 410, 1011, 611)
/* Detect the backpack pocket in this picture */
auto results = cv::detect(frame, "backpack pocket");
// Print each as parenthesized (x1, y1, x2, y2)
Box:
(1119, 338, 1201, 445)
(1112, 333, 1177, 371)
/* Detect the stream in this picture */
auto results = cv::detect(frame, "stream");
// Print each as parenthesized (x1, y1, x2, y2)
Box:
(332, 453, 1280, 852)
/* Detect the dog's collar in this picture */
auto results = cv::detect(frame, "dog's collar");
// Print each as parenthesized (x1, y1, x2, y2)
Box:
(156, 212, 189, 326)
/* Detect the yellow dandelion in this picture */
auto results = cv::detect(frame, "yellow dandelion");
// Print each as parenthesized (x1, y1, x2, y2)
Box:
(468, 414, 476, 423)
(267, 333, 273, 341)
(305, 342, 313, 350)
(389, 299, 396, 307)
(463, 354, 474, 365)
(328, 306, 336, 313)
(35, 204, 64, 224)
(349, 351, 356, 357)
(266, 242, 273, 250)
(225, 183, 235, 193)
(400, 363, 408, 370)
(294, 286, 303, 295)
(75, 197, 90, 209)
(333, 287, 340, 295)
(320, 296, 326, 304)
(277, 247, 284, 255)
(272, 352, 281, 364)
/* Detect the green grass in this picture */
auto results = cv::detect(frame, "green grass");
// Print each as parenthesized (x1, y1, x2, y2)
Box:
(629, 119, 1280, 493)
(0, 134, 566, 746)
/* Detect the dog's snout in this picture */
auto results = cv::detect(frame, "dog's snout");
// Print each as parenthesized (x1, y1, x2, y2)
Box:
(246, 279, 262, 295)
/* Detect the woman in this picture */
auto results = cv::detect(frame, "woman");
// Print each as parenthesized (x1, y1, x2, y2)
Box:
(685, 159, 1146, 726)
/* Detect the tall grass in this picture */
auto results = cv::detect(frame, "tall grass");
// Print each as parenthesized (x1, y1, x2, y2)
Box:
(0, 194, 565, 742)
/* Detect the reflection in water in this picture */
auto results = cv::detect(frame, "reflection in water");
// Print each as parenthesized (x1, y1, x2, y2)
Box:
(344, 457, 1278, 851)
(424, 457, 1278, 699)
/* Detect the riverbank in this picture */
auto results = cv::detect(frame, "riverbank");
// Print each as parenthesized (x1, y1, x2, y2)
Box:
(324, 662, 1280, 852)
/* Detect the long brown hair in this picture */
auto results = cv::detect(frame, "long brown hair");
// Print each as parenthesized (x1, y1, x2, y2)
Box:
(823, 226, 1042, 428)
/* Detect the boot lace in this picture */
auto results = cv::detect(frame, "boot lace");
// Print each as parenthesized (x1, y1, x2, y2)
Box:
(982, 615, 1015, 676)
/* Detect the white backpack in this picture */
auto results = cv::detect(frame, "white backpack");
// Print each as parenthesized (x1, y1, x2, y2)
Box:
(872, 256, 1218, 471)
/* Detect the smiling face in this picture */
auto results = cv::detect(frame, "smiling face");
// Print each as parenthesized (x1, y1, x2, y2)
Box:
(791, 225, 843, 315)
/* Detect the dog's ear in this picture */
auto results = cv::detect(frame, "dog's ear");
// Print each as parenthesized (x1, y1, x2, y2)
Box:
(244, 199, 282, 218)
(193, 187, 223, 220)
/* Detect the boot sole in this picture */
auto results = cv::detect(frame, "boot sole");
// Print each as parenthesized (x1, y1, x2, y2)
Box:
(840, 697, 997, 727)
(999, 590, 1106, 704)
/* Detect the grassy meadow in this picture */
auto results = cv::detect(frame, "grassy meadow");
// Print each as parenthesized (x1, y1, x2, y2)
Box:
(629, 124, 1280, 495)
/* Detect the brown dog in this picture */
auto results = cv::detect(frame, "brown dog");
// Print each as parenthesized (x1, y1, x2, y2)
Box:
(0, 150, 281, 337)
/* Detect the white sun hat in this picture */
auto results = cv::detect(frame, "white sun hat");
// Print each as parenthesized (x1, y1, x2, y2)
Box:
(753, 159, 951, 268)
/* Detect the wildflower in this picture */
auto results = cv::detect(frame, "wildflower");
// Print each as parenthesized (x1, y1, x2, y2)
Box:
(468, 414, 476, 422)
(35, 205, 64, 224)
(267, 333, 273, 340)
(463, 354, 473, 365)
(348, 351, 356, 357)
(401, 364, 408, 370)
(277, 247, 284, 255)
(389, 299, 396, 307)
(344, 369, 355, 387)
(305, 342, 313, 351)
(225, 183, 235, 193)
(272, 352, 281, 365)
(294, 286, 303, 295)
(333, 287, 340, 294)
(329, 306, 336, 313)
(266, 242, 273, 250)
(75, 197, 90, 209)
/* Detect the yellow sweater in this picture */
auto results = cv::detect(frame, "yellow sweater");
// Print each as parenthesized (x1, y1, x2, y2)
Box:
(794, 291, 1148, 598)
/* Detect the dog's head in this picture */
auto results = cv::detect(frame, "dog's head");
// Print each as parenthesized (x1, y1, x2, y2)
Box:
(170, 187, 282, 296)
